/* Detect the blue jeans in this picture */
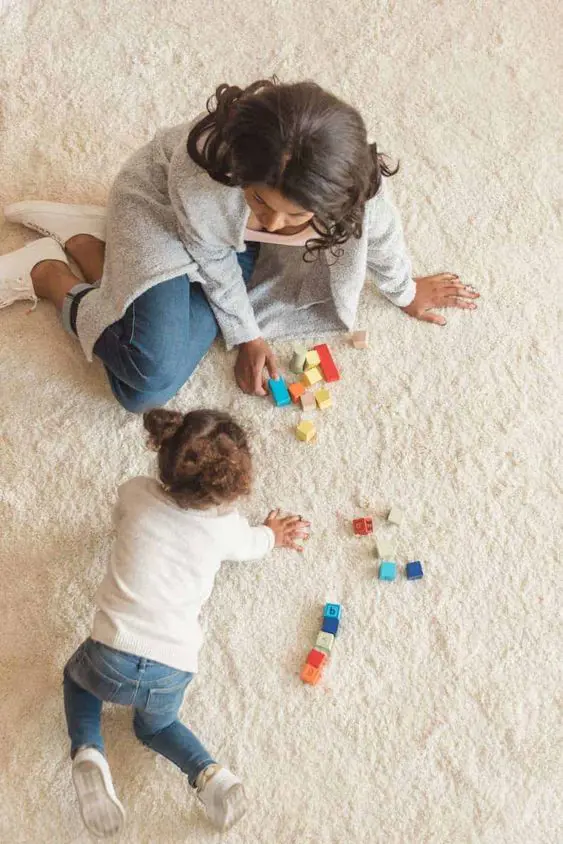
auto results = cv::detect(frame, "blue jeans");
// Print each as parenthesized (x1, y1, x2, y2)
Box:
(63, 244, 259, 413)
(63, 638, 215, 787)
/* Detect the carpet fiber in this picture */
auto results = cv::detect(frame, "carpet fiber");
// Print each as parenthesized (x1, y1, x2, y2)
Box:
(0, 2, 561, 842)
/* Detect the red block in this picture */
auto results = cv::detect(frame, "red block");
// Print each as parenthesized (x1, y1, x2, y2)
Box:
(306, 648, 327, 669)
(313, 343, 340, 383)
(353, 517, 373, 536)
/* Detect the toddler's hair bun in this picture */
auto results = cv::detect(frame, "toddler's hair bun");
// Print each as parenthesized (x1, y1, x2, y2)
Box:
(143, 409, 184, 450)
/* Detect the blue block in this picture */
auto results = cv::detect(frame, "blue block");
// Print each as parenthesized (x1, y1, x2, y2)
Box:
(322, 616, 339, 636)
(323, 602, 342, 620)
(379, 561, 397, 581)
(268, 377, 291, 407)
(406, 560, 424, 580)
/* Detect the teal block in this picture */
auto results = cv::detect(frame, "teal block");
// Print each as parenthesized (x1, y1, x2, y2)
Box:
(268, 377, 291, 407)
(379, 561, 397, 581)
(323, 602, 342, 620)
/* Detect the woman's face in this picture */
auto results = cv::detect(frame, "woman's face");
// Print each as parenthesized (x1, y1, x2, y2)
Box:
(243, 184, 314, 234)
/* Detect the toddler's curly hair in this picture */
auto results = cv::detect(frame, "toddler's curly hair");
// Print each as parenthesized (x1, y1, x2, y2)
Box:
(143, 409, 252, 509)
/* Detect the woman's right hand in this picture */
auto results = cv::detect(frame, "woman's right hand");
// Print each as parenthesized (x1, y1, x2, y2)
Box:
(235, 338, 279, 396)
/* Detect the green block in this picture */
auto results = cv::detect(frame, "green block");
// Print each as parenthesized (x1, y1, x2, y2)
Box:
(290, 345, 308, 373)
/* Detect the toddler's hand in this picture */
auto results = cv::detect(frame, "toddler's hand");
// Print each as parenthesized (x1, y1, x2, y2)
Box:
(402, 273, 479, 325)
(264, 509, 310, 552)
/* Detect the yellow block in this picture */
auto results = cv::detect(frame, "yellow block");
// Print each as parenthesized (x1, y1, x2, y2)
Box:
(304, 349, 321, 370)
(315, 388, 332, 410)
(302, 366, 322, 387)
(296, 420, 316, 442)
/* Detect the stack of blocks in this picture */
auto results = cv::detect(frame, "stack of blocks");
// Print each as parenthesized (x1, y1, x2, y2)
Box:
(300, 603, 342, 685)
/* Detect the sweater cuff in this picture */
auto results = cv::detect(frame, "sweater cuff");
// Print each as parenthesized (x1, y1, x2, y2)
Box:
(222, 322, 262, 351)
(384, 277, 416, 308)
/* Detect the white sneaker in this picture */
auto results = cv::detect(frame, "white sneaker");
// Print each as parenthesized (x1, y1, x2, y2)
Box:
(4, 200, 107, 246)
(72, 747, 125, 839)
(196, 764, 247, 831)
(0, 237, 68, 310)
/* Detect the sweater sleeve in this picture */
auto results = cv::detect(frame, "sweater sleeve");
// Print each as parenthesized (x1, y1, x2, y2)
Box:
(366, 184, 416, 308)
(224, 516, 275, 562)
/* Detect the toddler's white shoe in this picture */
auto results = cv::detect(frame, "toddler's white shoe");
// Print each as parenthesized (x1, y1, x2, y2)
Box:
(4, 200, 107, 246)
(72, 747, 125, 839)
(0, 237, 68, 310)
(196, 764, 247, 831)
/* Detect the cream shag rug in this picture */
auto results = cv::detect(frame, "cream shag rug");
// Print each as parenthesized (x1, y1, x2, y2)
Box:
(0, 1, 561, 842)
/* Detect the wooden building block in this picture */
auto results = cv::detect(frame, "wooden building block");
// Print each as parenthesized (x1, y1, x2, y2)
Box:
(315, 388, 332, 410)
(313, 343, 340, 382)
(379, 561, 397, 581)
(300, 392, 316, 411)
(296, 420, 316, 442)
(376, 535, 395, 559)
(353, 517, 373, 536)
(288, 381, 306, 403)
(290, 345, 308, 373)
(300, 663, 322, 685)
(268, 377, 291, 407)
(321, 616, 339, 636)
(323, 603, 342, 620)
(304, 349, 321, 370)
(387, 506, 403, 526)
(306, 648, 327, 669)
(315, 631, 335, 653)
(302, 366, 322, 387)
(351, 330, 369, 349)
(406, 560, 424, 580)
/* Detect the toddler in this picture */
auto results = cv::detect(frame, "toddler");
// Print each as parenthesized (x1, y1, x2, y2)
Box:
(63, 408, 309, 836)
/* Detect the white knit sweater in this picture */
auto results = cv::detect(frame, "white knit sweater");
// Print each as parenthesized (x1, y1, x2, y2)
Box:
(91, 476, 275, 672)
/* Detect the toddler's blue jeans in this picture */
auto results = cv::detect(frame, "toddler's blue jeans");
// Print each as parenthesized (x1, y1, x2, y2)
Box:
(63, 638, 214, 787)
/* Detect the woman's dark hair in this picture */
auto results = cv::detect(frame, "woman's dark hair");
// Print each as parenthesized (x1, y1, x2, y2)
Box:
(143, 409, 252, 509)
(187, 78, 398, 258)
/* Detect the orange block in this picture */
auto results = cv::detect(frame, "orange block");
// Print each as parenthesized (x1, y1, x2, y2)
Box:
(288, 382, 306, 403)
(300, 663, 323, 685)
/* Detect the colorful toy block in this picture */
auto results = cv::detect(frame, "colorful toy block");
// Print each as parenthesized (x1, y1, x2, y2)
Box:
(300, 392, 316, 412)
(315, 631, 335, 653)
(321, 616, 339, 636)
(313, 343, 340, 382)
(290, 345, 308, 374)
(306, 648, 327, 669)
(406, 560, 424, 580)
(296, 420, 316, 442)
(353, 517, 373, 536)
(387, 506, 403, 526)
(302, 366, 322, 387)
(288, 381, 306, 403)
(376, 535, 395, 559)
(379, 561, 397, 581)
(268, 377, 291, 407)
(315, 388, 332, 410)
(300, 663, 322, 685)
(351, 330, 369, 349)
(304, 349, 321, 370)
(323, 603, 342, 620)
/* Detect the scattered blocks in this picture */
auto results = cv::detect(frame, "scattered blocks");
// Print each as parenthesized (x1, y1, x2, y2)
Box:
(406, 561, 424, 580)
(313, 343, 340, 382)
(351, 330, 369, 349)
(300, 392, 316, 412)
(304, 349, 321, 370)
(353, 517, 373, 536)
(387, 506, 403, 526)
(302, 366, 322, 387)
(306, 648, 327, 669)
(376, 535, 395, 559)
(321, 616, 339, 636)
(296, 420, 316, 442)
(268, 377, 291, 407)
(290, 345, 308, 374)
(315, 631, 335, 653)
(300, 663, 322, 685)
(323, 603, 342, 620)
(288, 381, 306, 403)
(379, 561, 397, 581)
(315, 388, 332, 410)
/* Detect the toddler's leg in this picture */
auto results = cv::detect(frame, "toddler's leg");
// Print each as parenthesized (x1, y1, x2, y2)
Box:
(133, 709, 247, 831)
(63, 666, 125, 837)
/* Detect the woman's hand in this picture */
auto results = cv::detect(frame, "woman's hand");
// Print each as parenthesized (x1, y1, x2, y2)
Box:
(235, 338, 279, 396)
(402, 273, 479, 325)
(264, 509, 311, 551)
